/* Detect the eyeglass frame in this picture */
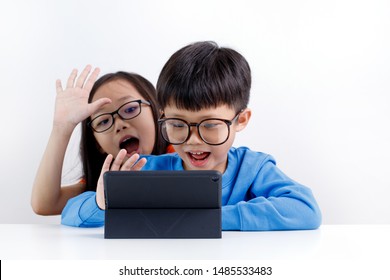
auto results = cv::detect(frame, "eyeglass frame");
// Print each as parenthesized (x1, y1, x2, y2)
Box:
(157, 110, 243, 146)
(88, 99, 151, 133)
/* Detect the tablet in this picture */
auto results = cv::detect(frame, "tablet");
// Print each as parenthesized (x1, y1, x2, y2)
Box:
(104, 170, 222, 238)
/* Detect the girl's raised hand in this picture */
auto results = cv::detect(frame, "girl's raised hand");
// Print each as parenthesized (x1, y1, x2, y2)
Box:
(54, 65, 111, 130)
(96, 149, 147, 210)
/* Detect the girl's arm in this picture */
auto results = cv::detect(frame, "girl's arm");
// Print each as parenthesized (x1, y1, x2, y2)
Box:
(61, 151, 146, 226)
(31, 124, 84, 215)
(31, 65, 111, 215)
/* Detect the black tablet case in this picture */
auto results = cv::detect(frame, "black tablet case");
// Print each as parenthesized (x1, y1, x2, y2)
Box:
(104, 170, 222, 238)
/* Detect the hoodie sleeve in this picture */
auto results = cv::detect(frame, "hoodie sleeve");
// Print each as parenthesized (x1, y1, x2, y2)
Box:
(222, 155, 321, 231)
(61, 191, 104, 227)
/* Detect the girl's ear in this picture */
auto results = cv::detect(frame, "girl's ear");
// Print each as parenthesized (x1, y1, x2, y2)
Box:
(235, 108, 252, 132)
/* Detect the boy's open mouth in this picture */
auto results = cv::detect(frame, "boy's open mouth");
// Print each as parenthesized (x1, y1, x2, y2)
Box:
(119, 137, 140, 156)
(187, 151, 210, 167)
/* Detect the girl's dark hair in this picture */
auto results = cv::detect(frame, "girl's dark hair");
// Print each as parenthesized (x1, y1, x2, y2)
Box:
(156, 41, 251, 112)
(80, 72, 168, 191)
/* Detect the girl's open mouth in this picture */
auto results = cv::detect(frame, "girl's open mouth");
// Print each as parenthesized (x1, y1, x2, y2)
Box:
(119, 137, 140, 156)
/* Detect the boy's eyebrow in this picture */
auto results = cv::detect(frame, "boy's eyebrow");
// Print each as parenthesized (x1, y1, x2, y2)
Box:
(164, 113, 227, 120)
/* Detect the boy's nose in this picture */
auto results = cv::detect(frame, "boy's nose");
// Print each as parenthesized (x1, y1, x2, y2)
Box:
(185, 127, 203, 145)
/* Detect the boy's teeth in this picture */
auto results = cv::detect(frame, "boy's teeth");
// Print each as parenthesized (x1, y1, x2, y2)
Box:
(189, 151, 210, 161)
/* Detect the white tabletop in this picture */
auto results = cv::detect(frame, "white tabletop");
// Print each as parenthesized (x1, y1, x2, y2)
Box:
(1, 224, 389, 260)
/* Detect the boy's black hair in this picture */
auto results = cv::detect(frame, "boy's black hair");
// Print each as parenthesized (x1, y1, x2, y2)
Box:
(80, 72, 168, 191)
(156, 41, 251, 112)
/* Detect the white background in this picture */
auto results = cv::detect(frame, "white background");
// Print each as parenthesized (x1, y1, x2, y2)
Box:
(0, 0, 389, 224)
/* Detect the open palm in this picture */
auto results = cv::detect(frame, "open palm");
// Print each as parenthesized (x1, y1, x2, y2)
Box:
(54, 65, 111, 128)
(96, 150, 147, 210)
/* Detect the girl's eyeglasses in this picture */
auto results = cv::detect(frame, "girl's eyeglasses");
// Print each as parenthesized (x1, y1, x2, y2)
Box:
(88, 100, 150, 133)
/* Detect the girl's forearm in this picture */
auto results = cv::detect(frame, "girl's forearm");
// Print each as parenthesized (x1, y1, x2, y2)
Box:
(31, 125, 81, 215)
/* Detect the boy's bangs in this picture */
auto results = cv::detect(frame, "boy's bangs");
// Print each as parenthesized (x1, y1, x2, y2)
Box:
(167, 82, 228, 111)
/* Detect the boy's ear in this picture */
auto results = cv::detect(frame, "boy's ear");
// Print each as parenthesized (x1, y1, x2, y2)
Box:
(235, 108, 251, 132)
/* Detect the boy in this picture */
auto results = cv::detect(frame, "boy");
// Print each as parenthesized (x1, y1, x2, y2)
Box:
(62, 41, 321, 230)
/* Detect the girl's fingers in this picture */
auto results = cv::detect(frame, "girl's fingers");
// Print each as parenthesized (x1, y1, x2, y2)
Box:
(66, 69, 78, 89)
(110, 149, 127, 171)
(131, 157, 147, 171)
(122, 155, 147, 171)
(111, 150, 146, 172)
(121, 154, 141, 170)
(88, 98, 112, 115)
(75, 65, 92, 88)
(55, 79, 63, 94)
(97, 155, 113, 211)
(101, 154, 114, 174)
(83, 67, 100, 92)
(62, 65, 97, 92)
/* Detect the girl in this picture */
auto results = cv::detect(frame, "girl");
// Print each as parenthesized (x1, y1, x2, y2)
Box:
(31, 65, 170, 215)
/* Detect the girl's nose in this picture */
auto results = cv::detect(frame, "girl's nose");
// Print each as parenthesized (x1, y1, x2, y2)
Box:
(113, 114, 129, 133)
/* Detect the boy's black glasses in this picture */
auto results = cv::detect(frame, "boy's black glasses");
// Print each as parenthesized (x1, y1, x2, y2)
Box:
(158, 111, 241, 146)
(88, 100, 151, 133)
